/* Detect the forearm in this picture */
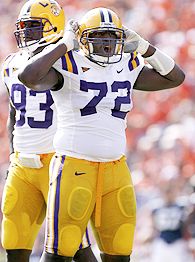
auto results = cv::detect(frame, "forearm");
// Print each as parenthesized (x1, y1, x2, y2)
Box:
(142, 45, 155, 58)
(143, 44, 184, 86)
(19, 19, 78, 90)
(124, 27, 185, 89)
(19, 42, 67, 87)
(134, 65, 183, 91)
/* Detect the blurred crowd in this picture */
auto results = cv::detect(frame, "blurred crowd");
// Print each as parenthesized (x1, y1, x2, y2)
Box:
(0, 0, 195, 261)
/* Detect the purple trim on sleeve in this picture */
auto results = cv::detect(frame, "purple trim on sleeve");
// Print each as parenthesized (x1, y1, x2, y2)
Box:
(61, 56, 67, 71)
(68, 51, 78, 74)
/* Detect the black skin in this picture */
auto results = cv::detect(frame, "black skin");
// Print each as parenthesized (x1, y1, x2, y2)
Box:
(40, 247, 98, 262)
(18, 32, 185, 92)
(6, 250, 31, 262)
(101, 253, 130, 261)
(135, 45, 185, 91)
(89, 31, 118, 57)
(23, 20, 43, 42)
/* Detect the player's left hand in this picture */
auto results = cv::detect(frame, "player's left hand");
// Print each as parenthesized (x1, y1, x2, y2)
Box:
(123, 25, 150, 55)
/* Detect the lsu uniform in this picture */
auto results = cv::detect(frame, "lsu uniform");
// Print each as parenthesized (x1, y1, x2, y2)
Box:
(1, 51, 91, 251)
(44, 50, 144, 256)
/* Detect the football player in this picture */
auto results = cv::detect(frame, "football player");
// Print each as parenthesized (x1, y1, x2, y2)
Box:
(150, 183, 193, 262)
(1, 1, 97, 262)
(19, 6, 185, 262)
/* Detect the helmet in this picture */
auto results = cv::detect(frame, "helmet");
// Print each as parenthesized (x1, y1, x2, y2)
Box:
(78, 7, 125, 65)
(14, 0, 65, 53)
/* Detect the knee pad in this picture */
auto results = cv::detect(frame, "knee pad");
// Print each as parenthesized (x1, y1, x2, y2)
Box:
(2, 218, 18, 249)
(117, 185, 136, 218)
(1, 185, 21, 248)
(68, 187, 92, 220)
(2, 213, 31, 249)
(101, 253, 130, 262)
(59, 225, 82, 256)
(113, 224, 135, 254)
(1, 185, 18, 215)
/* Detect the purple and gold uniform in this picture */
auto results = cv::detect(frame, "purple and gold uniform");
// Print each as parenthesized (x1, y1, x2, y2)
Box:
(1, 51, 91, 251)
(44, 49, 144, 256)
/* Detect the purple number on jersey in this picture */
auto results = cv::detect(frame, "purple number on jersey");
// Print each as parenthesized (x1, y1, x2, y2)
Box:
(28, 90, 54, 128)
(111, 81, 131, 119)
(11, 84, 26, 127)
(80, 80, 131, 119)
(11, 84, 54, 128)
(80, 80, 108, 116)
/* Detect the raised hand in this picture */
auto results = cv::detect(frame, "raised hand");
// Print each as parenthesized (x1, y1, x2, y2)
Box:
(60, 19, 79, 51)
(123, 25, 150, 55)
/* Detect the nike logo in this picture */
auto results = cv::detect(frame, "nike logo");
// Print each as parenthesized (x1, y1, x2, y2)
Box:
(117, 69, 123, 73)
(75, 171, 86, 176)
(39, 2, 49, 8)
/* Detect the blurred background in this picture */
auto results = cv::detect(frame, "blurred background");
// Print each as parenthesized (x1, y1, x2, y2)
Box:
(0, 0, 195, 261)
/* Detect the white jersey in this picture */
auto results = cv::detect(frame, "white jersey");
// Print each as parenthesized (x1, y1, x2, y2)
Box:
(52, 50, 144, 161)
(2, 51, 57, 154)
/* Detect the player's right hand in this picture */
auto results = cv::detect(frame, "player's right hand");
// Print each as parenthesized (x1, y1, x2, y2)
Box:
(61, 19, 79, 52)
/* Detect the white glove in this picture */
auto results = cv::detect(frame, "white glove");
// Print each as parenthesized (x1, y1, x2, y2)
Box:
(123, 25, 150, 55)
(59, 19, 79, 51)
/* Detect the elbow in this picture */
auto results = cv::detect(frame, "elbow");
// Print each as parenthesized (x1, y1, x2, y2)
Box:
(18, 66, 39, 90)
(179, 70, 185, 85)
(169, 66, 185, 88)
(175, 72, 185, 87)
(18, 67, 34, 84)
(175, 69, 185, 86)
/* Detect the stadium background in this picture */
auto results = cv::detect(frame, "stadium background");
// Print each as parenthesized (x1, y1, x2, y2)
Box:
(0, 0, 194, 261)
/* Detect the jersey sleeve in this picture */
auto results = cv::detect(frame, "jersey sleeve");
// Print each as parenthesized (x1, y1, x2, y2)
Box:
(1, 53, 16, 91)
(128, 52, 144, 71)
(127, 52, 145, 87)
(53, 51, 79, 77)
